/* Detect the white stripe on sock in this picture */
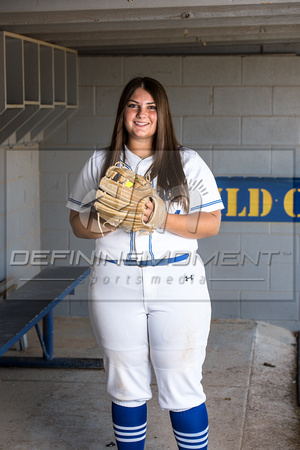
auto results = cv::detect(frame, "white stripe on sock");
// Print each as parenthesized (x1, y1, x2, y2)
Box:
(175, 434, 208, 444)
(114, 427, 147, 437)
(173, 425, 209, 438)
(113, 421, 147, 431)
(173, 439, 208, 449)
(115, 434, 147, 443)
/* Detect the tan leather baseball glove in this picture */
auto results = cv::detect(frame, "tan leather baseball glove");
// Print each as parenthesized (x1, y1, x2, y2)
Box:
(94, 162, 167, 235)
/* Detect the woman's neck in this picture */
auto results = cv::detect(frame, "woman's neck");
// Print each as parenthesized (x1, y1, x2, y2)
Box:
(126, 139, 154, 159)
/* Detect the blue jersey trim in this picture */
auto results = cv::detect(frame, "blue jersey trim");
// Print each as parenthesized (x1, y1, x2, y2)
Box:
(127, 231, 134, 260)
(68, 197, 82, 206)
(148, 235, 155, 259)
(68, 197, 94, 208)
(191, 198, 223, 212)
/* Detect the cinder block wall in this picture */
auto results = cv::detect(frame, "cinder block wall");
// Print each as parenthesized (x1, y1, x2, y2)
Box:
(1, 145, 41, 289)
(41, 55, 300, 330)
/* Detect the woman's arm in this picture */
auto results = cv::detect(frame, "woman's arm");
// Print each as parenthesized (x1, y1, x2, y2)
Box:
(69, 209, 115, 239)
(164, 209, 221, 239)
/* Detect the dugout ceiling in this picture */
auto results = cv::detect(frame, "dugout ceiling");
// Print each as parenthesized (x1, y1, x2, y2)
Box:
(0, 0, 300, 55)
(1, 0, 300, 145)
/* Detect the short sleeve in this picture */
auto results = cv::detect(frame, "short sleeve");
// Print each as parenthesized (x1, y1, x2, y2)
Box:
(66, 150, 106, 213)
(182, 149, 224, 213)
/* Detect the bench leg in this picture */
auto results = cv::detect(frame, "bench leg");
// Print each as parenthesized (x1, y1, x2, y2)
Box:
(34, 311, 54, 361)
(43, 310, 54, 360)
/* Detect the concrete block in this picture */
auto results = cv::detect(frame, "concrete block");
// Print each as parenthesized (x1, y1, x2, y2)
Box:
(273, 87, 300, 116)
(212, 148, 271, 176)
(214, 87, 271, 116)
(124, 56, 181, 86)
(192, 148, 212, 168)
(19, 204, 40, 244)
(70, 298, 89, 317)
(6, 149, 39, 181)
(198, 233, 241, 267)
(172, 116, 182, 143)
(241, 234, 294, 266)
(69, 282, 89, 317)
(183, 117, 240, 146)
(270, 263, 294, 292)
(210, 261, 269, 291)
(210, 291, 240, 319)
(96, 86, 123, 117)
(75, 87, 96, 116)
(295, 264, 300, 291)
(7, 232, 41, 282)
(53, 297, 70, 316)
(6, 211, 18, 248)
(242, 55, 300, 86)
(270, 222, 294, 235)
(40, 149, 94, 174)
(210, 289, 240, 302)
(68, 116, 114, 146)
(166, 87, 212, 116)
(295, 146, 300, 176)
(219, 222, 270, 234)
(240, 296, 297, 321)
(211, 303, 240, 320)
(69, 233, 96, 265)
(41, 202, 69, 231)
(78, 56, 123, 86)
(242, 117, 299, 146)
(41, 230, 69, 253)
(40, 172, 67, 202)
(6, 175, 39, 214)
(241, 290, 295, 302)
(271, 148, 294, 177)
(43, 121, 67, 145)
(183, 56, 241, 86)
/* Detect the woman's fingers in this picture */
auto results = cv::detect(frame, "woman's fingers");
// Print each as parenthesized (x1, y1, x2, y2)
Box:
(143, 198, 154, 222)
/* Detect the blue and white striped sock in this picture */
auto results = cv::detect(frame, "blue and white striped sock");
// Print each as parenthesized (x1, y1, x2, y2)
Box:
(169, 403, 209, 450)
(112, 402, 147, 449)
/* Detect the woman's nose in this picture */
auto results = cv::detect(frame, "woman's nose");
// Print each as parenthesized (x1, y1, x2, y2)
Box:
(136, 106, 146, 117)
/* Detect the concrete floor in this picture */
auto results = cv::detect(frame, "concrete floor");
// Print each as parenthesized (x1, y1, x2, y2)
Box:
(0, 318, 299, 450)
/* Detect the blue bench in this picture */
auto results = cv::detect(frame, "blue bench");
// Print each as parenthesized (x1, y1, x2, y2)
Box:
(0, 266, 103, 369)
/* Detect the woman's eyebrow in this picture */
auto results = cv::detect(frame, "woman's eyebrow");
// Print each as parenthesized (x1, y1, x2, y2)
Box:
(128, 99, 156, 104)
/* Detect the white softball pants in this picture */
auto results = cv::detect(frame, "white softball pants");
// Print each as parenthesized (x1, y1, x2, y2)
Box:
(88, 258, 211, 411)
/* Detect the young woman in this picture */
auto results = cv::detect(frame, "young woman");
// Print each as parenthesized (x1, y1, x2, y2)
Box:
(67, 77, 224, 449)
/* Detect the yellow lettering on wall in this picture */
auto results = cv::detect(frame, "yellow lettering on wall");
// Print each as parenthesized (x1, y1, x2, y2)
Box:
(284, 188, 300, 218)
(248, 188, 259, 216)
(226, 188, 246, 216)
(261, 189, 273, 217)
(248, 188, 272, 217)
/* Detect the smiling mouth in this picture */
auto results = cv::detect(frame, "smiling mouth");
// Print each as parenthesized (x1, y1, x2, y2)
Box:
(134, 121, 149, 127)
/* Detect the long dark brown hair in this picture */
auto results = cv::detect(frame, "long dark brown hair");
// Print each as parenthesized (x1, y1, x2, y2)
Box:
(100, 77, 189, 211)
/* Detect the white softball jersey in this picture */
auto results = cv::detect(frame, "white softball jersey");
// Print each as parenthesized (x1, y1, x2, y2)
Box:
(66, 146, 224, 411)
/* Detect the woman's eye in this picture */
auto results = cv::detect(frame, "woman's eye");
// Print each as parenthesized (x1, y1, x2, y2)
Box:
(128, 103, 136, 108)
(149, 105, 157, 110)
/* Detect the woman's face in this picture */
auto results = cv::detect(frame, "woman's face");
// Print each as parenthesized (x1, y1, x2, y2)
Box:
(124, 87, 158, 145)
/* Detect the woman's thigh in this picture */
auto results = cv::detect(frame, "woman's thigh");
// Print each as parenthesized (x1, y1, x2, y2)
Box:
(145, 262, 211, 410)
(88, 262, 152, 404)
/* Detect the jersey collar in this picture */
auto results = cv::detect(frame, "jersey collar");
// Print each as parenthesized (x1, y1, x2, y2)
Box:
(124, 145, 154, 174)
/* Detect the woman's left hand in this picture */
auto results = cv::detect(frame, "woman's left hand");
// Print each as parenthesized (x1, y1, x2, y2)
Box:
(143, 198, 154, 223)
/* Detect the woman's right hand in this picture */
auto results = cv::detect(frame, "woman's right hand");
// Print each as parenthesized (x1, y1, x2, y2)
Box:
(69, 210, 115, 239)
